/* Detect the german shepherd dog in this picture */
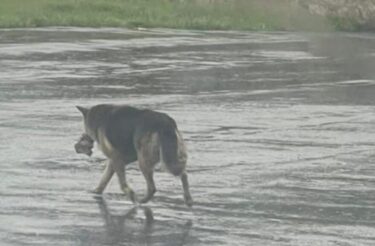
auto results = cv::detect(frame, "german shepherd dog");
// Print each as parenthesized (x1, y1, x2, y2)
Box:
(75, 104, 193, 207)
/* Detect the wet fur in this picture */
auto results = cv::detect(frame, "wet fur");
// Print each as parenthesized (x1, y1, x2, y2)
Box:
(76, 104, 193, 206)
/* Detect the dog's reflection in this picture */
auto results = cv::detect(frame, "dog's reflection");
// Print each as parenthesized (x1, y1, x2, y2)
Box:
(94, 196, 193, 245)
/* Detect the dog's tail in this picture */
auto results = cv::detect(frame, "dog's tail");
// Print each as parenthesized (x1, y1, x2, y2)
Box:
(159, 126, 187, 176)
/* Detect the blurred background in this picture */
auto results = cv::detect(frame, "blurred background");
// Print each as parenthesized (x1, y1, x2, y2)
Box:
(0, 0, 375, 31)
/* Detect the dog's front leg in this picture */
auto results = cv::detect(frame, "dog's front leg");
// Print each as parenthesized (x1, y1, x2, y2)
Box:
(92, 160, 114, 194)
(111, 159, 137, 203)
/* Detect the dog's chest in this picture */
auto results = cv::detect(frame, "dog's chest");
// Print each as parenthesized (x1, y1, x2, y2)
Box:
(97, 128, 120, 159)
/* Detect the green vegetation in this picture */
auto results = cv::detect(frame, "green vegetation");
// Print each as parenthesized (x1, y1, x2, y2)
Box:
(0, 0, 331, 31)
(328, 16, 364, 32)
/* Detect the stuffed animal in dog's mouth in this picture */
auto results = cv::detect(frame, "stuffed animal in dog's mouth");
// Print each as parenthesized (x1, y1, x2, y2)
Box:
(74, 133, 94, 156)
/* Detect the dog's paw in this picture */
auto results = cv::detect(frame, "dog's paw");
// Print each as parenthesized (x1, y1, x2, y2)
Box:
(122, 187, 138, 204)
(139, 196, 150, 204)
(89, 188, 103, 195)
(184, 195, 193, 207)
(139, 189, 156, 204)
(129, 190, 138, 204)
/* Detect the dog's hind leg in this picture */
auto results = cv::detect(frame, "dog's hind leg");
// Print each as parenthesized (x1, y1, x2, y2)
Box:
(181, 172, 193, 207)
(138, 157, 156, 204)
(111, 159, 137, 203)
(176, 131, 193, 207)
(137, 133, 159, 204)
(93, 161, 115, 194)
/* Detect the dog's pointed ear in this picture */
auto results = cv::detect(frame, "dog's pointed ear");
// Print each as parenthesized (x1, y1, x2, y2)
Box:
(76, 106, 89, 117)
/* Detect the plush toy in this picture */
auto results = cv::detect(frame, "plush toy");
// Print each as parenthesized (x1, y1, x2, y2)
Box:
(74, 133, 94, 156)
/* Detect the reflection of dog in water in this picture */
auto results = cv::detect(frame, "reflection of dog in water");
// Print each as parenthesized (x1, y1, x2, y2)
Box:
(95, 197, 153, 240)
(75, 104, 193, 206)
(94, 197, 192, 245)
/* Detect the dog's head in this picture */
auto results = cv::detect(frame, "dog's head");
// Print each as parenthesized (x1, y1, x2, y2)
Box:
(76, 103, 114, 143)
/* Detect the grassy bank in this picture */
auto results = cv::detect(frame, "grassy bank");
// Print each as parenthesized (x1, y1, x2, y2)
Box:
(0, 0, 331, 31)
